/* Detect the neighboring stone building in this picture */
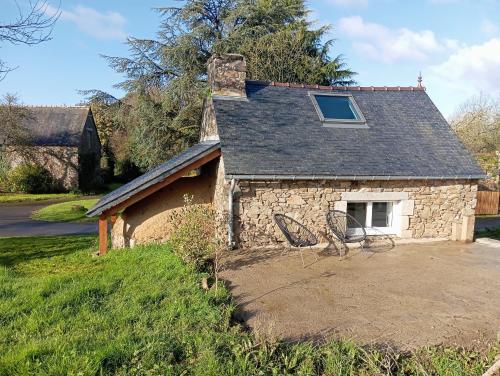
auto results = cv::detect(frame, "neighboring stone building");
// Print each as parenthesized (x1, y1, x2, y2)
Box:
(88, 54, 484, 254)
(1, 106, 101, 190)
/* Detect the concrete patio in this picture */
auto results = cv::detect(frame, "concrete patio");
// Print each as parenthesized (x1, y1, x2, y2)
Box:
(221, 241, 500, 350)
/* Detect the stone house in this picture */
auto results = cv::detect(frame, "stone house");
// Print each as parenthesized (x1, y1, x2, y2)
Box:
(1, 106, 101, 190)
(88, 54, 484, 255)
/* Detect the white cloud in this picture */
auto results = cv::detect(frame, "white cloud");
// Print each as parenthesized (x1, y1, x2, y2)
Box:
(428, 38, 500, 94)
(338, 16, 452, 62)
(480, 18, 498, 36)
(45, 4, 127, 41)
(327, 0, 369, 7)
(330, 0, 459, 5)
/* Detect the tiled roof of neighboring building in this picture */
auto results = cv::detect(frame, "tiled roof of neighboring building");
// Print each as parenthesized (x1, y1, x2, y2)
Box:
(212, 81, 484, 179)
(87, 141, 221, 217)
(251, 80, 427, 92)
(1, 106, 91, 146)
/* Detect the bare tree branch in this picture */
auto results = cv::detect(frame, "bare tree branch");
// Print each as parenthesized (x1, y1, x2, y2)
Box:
(0, 0, 60, 80)
(450, 93, 500, 154)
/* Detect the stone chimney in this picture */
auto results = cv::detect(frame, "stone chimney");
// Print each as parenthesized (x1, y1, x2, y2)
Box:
(207, 54, 246, 98)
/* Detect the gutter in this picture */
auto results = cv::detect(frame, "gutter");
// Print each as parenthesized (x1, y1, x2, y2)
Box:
(225, 174, 486, 181)
(227, 179, 236, 250)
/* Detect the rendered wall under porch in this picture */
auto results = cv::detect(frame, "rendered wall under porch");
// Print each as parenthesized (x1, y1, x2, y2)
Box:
(111, 159, 220, 248)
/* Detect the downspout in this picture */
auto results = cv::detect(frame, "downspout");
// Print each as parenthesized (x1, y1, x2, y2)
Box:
(227, 179, 236, 249)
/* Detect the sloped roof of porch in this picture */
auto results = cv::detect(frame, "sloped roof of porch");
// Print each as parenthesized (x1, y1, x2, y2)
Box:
(87, 140, 221, 217)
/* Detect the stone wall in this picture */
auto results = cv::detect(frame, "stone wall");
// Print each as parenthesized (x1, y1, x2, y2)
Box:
(6, 145, 79, 189)
(212, 156, 232, 247)
(199, 97, 218, 141)
(233, 179, 478, 249)
(207, 54, 246, 98)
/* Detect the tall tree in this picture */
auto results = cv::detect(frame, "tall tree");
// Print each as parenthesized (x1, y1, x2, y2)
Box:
(0, 1, 60, 79)
(103, 0, 356, 170)
(450, 94, 500, 154)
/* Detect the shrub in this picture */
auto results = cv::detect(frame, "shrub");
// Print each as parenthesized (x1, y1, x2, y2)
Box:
(170, 195, 218, 272)
(6, 164, 57, 193)
(114, 159, 141, 182)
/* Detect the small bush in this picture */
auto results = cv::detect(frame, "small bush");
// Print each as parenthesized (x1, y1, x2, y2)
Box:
(170, 195, 218, 271)
(6, 164, 57, 193)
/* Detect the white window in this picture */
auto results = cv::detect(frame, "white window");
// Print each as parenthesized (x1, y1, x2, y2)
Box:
(347, 201, 399, 236)
(309, 92, 368, 128)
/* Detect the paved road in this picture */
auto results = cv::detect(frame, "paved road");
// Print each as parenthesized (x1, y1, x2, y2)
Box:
(0, 200, 97, 237)
(0, 199, 497, 238)
(475, 217, 500, 231)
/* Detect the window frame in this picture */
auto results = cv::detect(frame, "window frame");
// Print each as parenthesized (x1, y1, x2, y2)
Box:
(308, 92, 367, 128)
(346, 201, 400, 236)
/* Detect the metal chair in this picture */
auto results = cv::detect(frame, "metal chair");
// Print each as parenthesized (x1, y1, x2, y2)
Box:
(326, 210, 367, 255)
(273, 214, 318, 267)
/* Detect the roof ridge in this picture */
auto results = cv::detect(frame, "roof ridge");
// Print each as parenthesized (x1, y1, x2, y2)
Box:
(23, 105, 89, 108)
(246, 80, 426, 92)
(1, 104, 89, 108)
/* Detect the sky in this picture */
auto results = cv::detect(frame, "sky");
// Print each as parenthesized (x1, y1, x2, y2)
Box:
(1, 0, 499, 117)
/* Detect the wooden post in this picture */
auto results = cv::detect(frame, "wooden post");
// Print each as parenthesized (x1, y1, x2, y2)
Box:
(98, 216, 108, 255)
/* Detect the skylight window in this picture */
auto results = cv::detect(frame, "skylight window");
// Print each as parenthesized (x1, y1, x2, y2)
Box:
(309, 92, 367, 127)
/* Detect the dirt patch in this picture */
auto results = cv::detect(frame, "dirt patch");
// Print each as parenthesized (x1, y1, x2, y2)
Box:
(221, 241, 500, 350)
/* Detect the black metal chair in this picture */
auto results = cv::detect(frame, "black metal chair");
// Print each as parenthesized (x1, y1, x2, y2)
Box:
(273, 214, 318, 267)
(326, 210, 367, 255)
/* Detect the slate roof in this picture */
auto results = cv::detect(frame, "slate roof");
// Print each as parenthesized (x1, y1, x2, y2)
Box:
(0, 106, 91, 146)
(213, 81, 484, 179)
(87, 141, 221, 217)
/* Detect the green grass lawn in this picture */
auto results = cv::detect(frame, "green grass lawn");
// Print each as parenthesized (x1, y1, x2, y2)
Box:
(0, 192, 78, 203)
(31, 198, 99, 222)
(0, 236, 497, 375)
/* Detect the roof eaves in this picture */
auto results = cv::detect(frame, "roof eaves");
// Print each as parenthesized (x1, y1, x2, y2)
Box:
(226, 174, 486, 181)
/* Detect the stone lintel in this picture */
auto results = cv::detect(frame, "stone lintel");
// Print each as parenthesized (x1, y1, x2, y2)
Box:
(341, 192, 409, 202)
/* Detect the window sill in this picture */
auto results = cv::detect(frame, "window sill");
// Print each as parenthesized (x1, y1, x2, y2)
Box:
(322, 122, 369, 129)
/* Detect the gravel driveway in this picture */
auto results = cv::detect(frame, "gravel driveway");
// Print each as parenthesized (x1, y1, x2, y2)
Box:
(0, 201, 97, 237)
(222, 241, 500, 350)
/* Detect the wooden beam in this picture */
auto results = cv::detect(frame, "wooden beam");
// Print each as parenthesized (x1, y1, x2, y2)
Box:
(102, 149, 221, 217)
(98, 216, 108, 255)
